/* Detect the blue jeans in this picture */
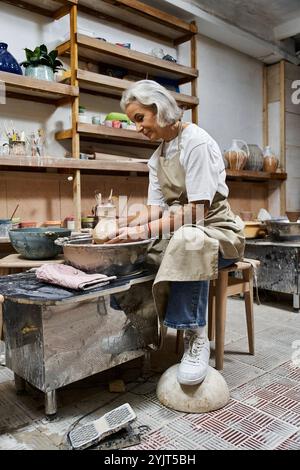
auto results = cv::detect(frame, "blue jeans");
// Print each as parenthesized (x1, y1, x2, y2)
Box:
(163, 256, 238, 330)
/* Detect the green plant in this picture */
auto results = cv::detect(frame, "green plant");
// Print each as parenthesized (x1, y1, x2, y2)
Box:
(20, 44, 64, 73)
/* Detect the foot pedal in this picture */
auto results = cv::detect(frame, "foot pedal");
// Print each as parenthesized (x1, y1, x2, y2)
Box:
(68, 403, 136, 450)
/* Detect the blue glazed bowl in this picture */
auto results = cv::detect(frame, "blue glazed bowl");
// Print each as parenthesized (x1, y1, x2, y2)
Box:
(9, 228, 71, 259)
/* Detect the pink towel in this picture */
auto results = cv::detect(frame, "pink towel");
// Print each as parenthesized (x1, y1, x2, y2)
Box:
(35, 264, 116, 291)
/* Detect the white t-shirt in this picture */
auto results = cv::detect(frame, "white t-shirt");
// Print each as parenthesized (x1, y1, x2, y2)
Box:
(147, 123, 228, 207)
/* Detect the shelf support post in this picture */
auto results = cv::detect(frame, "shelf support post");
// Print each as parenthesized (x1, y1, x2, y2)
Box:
(280, 60, 286, 215)
(70, 3, 81, 231)
(190, 21, 198, 124)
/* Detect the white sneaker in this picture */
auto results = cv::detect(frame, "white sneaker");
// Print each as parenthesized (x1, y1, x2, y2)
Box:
(177, 331, 210, 385)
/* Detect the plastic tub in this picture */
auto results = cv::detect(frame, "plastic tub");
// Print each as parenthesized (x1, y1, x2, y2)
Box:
(0, 219, 12, 237)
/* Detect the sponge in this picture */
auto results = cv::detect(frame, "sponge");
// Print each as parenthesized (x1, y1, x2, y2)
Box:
(104, 112, 131, 123)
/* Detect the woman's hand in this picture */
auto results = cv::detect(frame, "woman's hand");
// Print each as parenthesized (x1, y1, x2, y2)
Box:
(105, 225, 149, 244)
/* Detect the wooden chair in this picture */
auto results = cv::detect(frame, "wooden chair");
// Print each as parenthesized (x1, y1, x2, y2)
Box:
(208, 259, 260, 370)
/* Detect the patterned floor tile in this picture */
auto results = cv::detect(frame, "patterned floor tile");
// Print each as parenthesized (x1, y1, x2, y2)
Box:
(276, 432, 300, 450)
(0, 297, 300, 450)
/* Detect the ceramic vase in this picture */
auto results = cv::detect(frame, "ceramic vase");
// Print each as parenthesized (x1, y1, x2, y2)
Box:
(0, 43, 22, 75)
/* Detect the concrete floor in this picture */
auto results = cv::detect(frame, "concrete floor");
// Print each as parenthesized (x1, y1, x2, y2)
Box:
(0, 294, 300, 450)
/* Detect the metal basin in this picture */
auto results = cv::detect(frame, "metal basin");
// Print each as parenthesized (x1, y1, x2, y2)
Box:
(265, 220, 300, 241)
(9, 228, 71, 259)
(63, 239, 153, 276)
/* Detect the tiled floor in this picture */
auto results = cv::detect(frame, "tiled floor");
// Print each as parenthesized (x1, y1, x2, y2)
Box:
(0, 295, 300, 450)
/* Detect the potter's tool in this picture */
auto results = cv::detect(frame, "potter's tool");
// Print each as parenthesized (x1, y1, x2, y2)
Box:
(10, 204, 19, 220)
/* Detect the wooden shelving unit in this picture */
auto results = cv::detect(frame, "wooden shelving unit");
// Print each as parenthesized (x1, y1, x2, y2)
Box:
(0, 0, 199, 229)
(0, 71, 78, 104)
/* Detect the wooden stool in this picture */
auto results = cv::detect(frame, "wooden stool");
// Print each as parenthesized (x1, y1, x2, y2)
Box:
(208, 259, 260, 370)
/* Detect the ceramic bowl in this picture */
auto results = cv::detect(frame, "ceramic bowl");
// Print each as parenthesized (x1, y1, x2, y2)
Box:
(9, 228, 71, 259)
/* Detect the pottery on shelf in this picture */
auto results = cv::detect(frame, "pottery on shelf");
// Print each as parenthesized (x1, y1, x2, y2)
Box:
(263, 146, 279, 172)
(24, 65, 54, 81)
(0, 43, 22, 75)
(243, 144, 263, 171)
(224, 139, 249, 171)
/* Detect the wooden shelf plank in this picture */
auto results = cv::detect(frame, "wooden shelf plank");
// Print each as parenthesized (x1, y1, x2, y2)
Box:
(77, 70, 199, 109)
(226, 169, 287, 181)
(0, 71, 78, 104)
(0, 158, 288, 180)
(0, 156, 149, 174)
(58, 35, 198, 83)
(56, 123, 159, 147)
(78, 0, 196, 45)
(0, 0, 77, 17)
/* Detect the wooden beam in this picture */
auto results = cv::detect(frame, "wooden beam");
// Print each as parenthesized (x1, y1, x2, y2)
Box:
(55, 129, 73, 140)
(70, 3, 81, 231)
(56, 40, 71, 56)
(280, 60, 286, 215)
(53, 4, 72, 20)
(263, 64, 268, 147)
(174, 32, 194, 47)
(57, 70, 72, 83)
(190, 22, 198, 124)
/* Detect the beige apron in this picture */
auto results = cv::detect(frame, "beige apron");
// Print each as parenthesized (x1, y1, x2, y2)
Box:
(149, 125, 245, 322)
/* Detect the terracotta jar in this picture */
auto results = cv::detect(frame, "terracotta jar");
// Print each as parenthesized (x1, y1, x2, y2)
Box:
(263, 146, 278, 172)
(224, 139, 249, 170)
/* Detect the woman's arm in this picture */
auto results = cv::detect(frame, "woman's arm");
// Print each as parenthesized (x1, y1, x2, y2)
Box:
(148, 200, 209, 238)
(106, 200, 209, 244)
(118, 205, 163, 228)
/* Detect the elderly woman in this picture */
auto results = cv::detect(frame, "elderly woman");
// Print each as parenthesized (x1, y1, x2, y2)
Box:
(107, 80, 245, 386)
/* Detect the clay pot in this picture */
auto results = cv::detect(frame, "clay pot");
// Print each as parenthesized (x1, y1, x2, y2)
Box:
(286, 211, 300, 222)
(224, 139, 249, 171)
(224, 150, 248, 170)
(263, 156, 278, 172)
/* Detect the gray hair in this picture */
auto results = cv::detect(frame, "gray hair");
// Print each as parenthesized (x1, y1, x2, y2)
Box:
(120, 80, 183, 126)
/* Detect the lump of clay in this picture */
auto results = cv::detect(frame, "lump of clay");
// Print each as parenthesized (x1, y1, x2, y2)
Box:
(93, 218, 117, 244)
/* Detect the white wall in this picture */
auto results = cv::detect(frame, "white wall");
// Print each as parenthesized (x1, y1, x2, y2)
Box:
(0, 3, 263, 159)
(196, 34, 263, 153)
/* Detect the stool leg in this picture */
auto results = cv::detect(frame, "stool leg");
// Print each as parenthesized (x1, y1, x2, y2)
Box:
(176, 330, 184, 354)
(215, 271, 228, 370)
(208, 281, 215, 341)
(243, 268, 255, 355)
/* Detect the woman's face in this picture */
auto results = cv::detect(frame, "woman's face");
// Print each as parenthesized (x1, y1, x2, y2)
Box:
(125, 102, 163, 141)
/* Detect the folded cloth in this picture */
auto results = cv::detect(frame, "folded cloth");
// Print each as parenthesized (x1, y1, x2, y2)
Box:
(35, 264, 116, 291)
